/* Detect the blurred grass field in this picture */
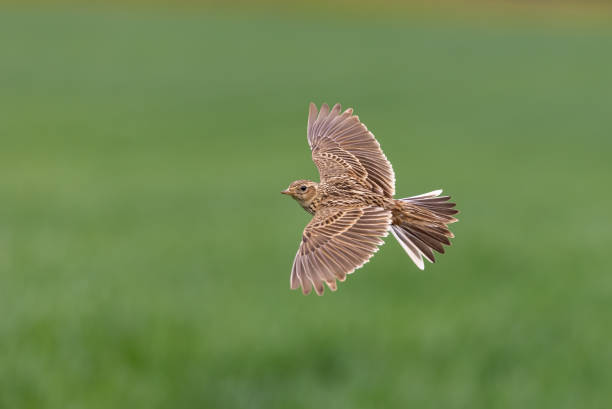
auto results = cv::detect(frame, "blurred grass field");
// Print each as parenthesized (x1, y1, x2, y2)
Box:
(1, 5, 612, 409)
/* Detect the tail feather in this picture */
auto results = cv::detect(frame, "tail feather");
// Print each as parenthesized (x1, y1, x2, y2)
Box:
(390, 226, 425, 270)
(391, 189, 458, 269)
(409, 226, 446, 253)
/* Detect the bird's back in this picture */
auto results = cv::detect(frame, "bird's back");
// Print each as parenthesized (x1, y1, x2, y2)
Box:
(313, 177, 392, 214)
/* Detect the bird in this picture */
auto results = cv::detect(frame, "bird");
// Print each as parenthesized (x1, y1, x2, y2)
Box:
(281, 103, 458, 295)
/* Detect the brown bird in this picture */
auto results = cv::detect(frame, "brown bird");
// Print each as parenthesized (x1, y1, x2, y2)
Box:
(282, 103, 458, 295)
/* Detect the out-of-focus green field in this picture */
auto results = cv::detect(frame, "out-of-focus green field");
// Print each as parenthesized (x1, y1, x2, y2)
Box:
(1, 6, 611, 409)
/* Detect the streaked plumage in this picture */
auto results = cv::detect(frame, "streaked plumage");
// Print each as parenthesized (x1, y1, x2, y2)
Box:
(282, 103, 459, 295)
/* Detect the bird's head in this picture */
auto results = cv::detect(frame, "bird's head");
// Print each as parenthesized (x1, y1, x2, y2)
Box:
(281, 180, 318, 210)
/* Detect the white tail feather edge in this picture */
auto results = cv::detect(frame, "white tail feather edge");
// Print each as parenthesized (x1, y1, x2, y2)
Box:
(404, 189, 443, 200)
(390, 225, 425, 270)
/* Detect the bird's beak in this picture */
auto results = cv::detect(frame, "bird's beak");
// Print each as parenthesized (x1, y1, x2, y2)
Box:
(281, 189, 290, 195)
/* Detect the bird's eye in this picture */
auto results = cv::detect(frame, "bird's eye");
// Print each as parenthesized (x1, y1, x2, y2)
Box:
(300, 185, 307, 192)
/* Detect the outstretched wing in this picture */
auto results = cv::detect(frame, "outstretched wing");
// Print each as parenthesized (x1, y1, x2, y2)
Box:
(307, 103, 395, 197)
(291, 206, 392, 295)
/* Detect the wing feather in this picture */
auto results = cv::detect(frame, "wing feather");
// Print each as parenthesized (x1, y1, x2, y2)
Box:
(291, 206, 391, 295)
(307, 103, 396, 197)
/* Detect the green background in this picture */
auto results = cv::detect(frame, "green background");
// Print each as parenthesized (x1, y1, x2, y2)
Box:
(1, 5, 611, 408)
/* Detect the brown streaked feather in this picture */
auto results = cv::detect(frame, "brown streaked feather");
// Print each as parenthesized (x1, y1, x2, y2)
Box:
(307, 103, 396, 198)
(411, 225, 451, 246)
(291, 206, 391, 295)
(390, 226, 425, 269)
(391, 190, 459, 269)
(406, 195, 459, 216)
(404, 225, 444, 253)
(401, 191, 459, 223)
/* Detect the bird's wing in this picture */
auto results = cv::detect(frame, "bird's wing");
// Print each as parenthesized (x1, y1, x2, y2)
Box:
(291, 206, 391, 295)
(307, 103, 395, 197)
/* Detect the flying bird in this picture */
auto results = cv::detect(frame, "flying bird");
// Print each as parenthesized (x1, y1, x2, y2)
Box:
(282, 103, 458, 295)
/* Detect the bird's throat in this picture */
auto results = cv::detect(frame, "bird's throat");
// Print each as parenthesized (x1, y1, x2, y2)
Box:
(298, 199, 316, 215)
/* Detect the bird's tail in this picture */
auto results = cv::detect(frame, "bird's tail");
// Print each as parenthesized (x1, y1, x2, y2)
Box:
(390, 190, 458, 270)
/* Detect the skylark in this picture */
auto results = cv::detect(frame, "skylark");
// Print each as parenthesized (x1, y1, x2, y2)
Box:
(282, 103, 458, 295)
